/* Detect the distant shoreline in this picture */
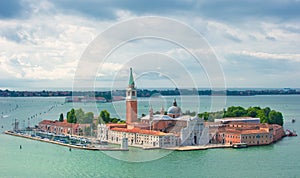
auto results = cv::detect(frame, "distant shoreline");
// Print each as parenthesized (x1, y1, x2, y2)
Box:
(0, 88, 299, 99)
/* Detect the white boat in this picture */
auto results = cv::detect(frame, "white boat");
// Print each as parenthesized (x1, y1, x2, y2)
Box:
(233, 143, 247, 148)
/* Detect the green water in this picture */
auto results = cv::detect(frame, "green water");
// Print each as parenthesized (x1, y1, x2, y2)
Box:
(0, 96, 299, 177)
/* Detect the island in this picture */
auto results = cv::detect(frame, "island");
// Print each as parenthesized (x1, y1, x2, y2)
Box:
(5, 68, 295, 151)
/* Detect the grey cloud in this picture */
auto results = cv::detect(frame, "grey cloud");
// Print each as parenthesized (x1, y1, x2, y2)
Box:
(282, 26, 300, 34)
(225, 54, 300, 74)
(223, 33, 242, 43)
(265, 36, 276, 41)
(222, 54, 300, 87)
(0, 28, 23, 43)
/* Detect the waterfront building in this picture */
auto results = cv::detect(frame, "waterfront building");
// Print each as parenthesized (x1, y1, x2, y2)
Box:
(215, 122, 285, 146)
(272, 124, 286, 141)
(98, 124, 178, 147)
(38, 120, 90, 136)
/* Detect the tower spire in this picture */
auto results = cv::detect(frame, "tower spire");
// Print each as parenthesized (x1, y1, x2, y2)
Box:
(173, 98, 177, 107)
(128, 68, 135, 87)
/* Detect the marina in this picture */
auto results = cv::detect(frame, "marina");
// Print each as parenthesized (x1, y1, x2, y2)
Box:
(4, 130, 128, 151)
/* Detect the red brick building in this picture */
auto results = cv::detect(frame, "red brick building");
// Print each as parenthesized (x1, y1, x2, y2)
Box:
(38, 120, 91, 136)
(215, 122, 284, 146)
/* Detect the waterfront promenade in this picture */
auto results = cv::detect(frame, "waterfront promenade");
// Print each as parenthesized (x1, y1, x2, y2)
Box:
(164, 144, 232, 151)
(4, 131, 128, 151)
(5, 130, 234, 151)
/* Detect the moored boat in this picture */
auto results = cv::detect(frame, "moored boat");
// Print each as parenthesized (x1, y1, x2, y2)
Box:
(286, 129, 297, 137)
(232, 143, 248, 148)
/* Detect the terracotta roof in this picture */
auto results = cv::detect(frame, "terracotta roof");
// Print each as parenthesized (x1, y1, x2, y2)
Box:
(106, 123, 127, 129)
(218, 124, 271, 135)
(111, 127, 167, 136)
(240, 129, 269, 134)
(39, 120, 78, 128)
(106, 123, 127, 126)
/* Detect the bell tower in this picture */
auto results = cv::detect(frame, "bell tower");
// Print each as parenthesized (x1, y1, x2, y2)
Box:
(126, 68, 138, 124)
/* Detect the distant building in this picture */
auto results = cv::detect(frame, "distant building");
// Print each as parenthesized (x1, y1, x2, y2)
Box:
(65, 96, 106, 103)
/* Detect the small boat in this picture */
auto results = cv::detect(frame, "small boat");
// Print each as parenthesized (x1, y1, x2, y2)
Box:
(286, 129, 297, 136)
(233, 143, 248, 148)
(292, 119, 295, 123)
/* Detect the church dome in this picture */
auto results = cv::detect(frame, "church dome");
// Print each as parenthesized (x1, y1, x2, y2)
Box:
(167, 99, 182, 118)
(167, 106, 182, 115)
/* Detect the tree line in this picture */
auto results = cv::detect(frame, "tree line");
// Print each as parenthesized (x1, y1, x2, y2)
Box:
(198, 106, 284, 126)
(62, 108, 126, 124)
(58, 108, 125, 136)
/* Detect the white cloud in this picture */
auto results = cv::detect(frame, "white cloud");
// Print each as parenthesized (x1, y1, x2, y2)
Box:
(1, 0, 300, 89)
(0, 10, 114, 83)
(235, 50, 300, 62)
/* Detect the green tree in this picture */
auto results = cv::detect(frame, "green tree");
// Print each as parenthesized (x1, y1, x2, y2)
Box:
(198, 112, 209, 121)
(83, 112, 94, 124)
(111, 118, 120, 123)
(75, 108, 85, 123)
(269, 110, 283, 126)
(67, 108, 77, 123)
(98, 110, 110, 124)
(257, 110, 268, 123)
(118, 120, 126, 124)
(224, 106, 247, 117)
(59, 113, 64, 122)
(206, 105, 284, 125)
(263, 107, 271, 117)
(246, 107, 258, 117)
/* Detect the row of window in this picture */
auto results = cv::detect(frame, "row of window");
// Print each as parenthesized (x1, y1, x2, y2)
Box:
(242, 135, 271, 139)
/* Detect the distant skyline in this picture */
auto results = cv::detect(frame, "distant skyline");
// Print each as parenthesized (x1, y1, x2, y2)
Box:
(0, 0, 300, 90)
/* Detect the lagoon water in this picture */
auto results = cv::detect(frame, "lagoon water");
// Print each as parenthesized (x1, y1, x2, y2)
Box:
(0, 95, 300, 177)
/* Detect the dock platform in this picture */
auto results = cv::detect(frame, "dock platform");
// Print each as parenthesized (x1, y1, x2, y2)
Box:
(4, 131, 129, 151)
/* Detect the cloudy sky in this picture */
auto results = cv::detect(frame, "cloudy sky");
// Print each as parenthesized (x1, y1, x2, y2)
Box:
(0, 0, 300, 90)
